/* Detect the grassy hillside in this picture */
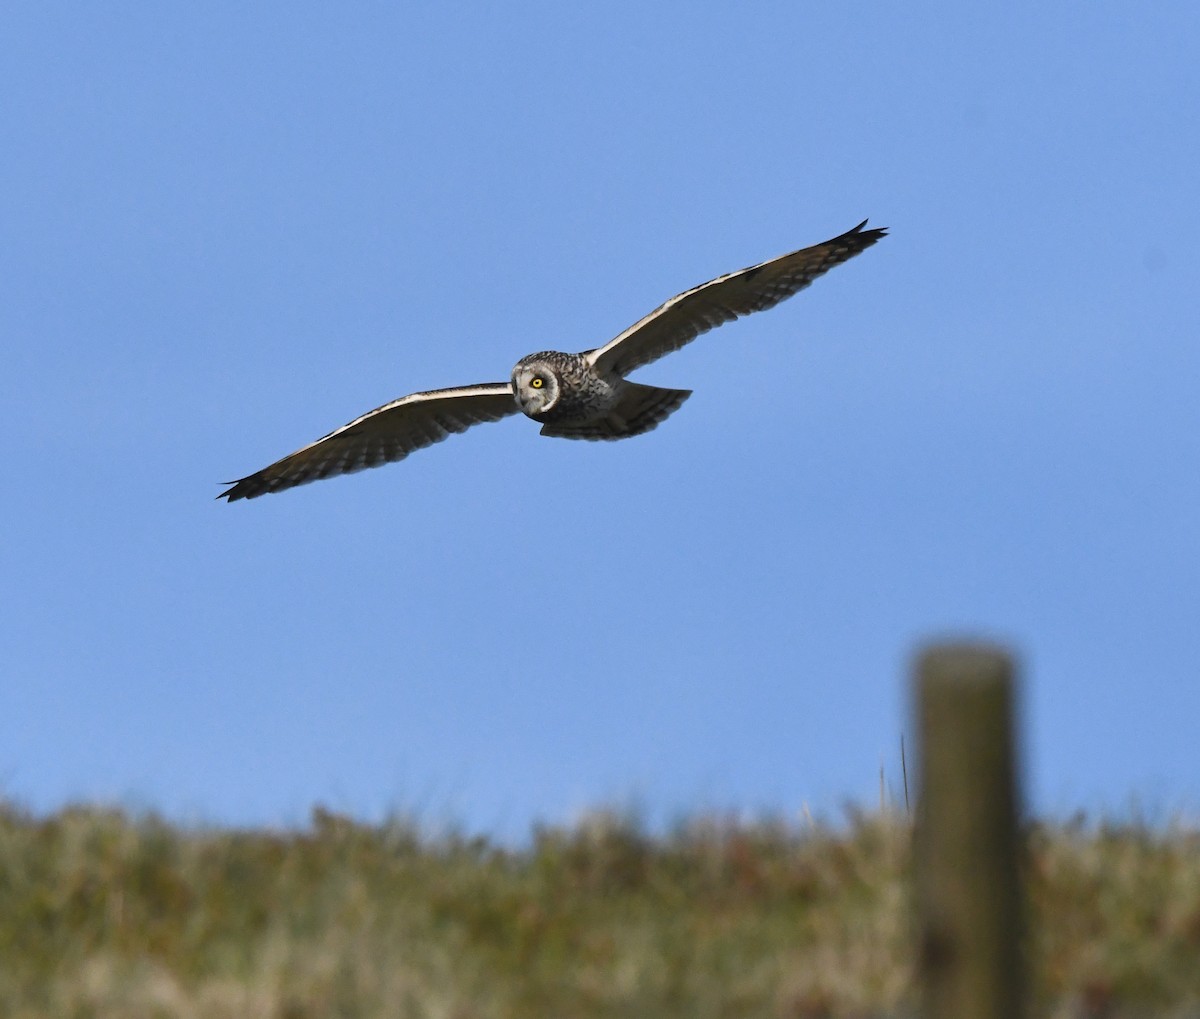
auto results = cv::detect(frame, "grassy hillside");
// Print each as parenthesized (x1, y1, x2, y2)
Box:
(2, 801, 1198, 1018)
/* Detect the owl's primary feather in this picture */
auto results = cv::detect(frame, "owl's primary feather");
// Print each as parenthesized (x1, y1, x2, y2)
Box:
(219, 220, 886, 502)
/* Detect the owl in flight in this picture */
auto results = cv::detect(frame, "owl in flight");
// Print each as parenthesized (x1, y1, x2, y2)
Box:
(219, 220, 886, 502)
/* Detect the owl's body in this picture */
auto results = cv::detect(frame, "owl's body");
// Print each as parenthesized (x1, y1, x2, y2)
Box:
(219, 220, 886, 502)
(512, 350, 691, 440)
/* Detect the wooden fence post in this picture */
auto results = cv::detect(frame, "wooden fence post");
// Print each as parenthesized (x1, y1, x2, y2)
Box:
(914, 643, 1025, 1019)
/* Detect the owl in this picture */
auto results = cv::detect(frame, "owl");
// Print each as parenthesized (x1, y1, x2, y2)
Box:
(219, 220, 886, 501)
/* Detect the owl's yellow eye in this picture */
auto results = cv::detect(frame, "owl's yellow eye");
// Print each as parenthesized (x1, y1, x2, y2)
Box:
(530, 377, 544, 389)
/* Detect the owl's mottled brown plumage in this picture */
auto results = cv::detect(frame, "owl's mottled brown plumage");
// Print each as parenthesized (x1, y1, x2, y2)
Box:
(219, 220, 886, 502)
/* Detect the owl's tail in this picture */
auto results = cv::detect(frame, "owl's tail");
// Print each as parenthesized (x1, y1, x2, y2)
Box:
(540, 382, 692, 441)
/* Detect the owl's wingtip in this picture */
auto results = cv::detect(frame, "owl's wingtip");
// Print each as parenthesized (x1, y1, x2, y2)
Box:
(216, 480, 253, 503)
(844, 219, 888, 249)
(853, 218, 888, 236)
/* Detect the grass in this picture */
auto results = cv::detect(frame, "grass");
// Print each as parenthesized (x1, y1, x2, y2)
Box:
(2, 800, 1199, 1018)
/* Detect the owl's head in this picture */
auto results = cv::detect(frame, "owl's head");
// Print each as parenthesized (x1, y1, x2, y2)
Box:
(511, 357, 560, 418)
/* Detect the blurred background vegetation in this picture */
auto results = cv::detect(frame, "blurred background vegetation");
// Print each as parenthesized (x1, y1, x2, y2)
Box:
(2, 800, 1199, 1018)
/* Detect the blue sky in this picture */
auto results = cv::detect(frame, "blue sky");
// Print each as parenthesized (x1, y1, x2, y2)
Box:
(2, 3, 1197, 839)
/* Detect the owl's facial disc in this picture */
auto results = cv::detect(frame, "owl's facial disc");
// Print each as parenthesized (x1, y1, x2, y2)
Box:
(513, 364, 558, 417)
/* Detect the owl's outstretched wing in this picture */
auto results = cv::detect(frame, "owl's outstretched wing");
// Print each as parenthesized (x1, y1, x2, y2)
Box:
(585, 220, 887, 378)
(218, 383, 519, 502)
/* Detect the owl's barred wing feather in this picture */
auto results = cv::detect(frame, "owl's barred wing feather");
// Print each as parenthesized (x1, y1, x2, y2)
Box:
(218, 383, 518, 502)
(585, 221, 887, 377)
